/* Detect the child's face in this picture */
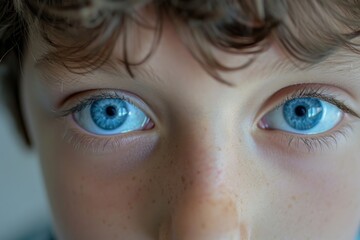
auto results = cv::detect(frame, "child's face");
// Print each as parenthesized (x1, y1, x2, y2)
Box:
(20, 16, 360, 240)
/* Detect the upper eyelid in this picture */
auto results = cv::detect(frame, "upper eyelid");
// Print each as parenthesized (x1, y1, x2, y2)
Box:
(54, 89, 161, 127)
(57, 91, 136, 117)
(273, 86, 360, 119)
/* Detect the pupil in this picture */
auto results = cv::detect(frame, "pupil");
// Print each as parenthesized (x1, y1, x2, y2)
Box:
(295, 106, 307, 117)
(105, 106, 117, 117)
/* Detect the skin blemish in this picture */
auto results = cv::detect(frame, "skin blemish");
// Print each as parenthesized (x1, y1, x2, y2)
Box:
(181, 175, 186, 184)
(201, 222, 207, 229)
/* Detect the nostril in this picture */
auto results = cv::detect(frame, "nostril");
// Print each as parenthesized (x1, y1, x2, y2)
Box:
(157, 194, 250, 240)
(158, 216, 172, 240)
(158, 217, 251, 240)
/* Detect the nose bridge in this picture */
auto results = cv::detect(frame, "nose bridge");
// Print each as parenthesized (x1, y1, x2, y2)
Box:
(160, 119, 247, 239)
(172, 115, 233, 196)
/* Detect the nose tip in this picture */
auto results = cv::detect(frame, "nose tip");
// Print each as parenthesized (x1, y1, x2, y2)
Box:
(172, 195, 241, 240)
(159, 188, 248, 240)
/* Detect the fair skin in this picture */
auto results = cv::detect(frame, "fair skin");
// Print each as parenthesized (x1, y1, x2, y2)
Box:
(20, 15, 360, 240)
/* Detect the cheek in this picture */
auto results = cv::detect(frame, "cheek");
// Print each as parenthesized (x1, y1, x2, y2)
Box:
(22, 76, 163, 238)
(35, 121, 161, 238)
(264, 150, 360, 238)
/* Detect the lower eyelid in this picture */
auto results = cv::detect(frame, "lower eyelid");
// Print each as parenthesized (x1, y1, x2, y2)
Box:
(256, 122, 353, 154)
(60, 115, 157, 154)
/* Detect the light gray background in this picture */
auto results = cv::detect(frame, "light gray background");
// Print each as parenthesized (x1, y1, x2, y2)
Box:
(0, 74, 51, 239)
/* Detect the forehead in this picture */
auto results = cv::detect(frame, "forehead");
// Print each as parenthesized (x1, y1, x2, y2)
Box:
(24, 0, 360, 77)
(25, 28, 360, 116)
(31, 24, 360, 85)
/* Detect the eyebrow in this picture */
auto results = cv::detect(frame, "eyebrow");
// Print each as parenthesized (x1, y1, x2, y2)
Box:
(35, 56, 165, 90)
(35, 49, 360, 89)
(262, 51, 360, 76)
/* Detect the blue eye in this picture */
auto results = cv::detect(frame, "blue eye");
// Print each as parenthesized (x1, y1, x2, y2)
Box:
(261, 97, 343, 135)
(73, 98, 151, 135)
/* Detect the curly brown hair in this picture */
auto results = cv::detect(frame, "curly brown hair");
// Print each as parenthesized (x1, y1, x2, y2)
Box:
(0, 0, 360, 145)
(2, 0, 360, 77)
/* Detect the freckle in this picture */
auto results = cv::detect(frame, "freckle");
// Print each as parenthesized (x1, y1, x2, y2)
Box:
(126, 185, 130, 191)
(152, 199, 156, 204)
(132, 176, 137, 181)
(201, 222, 206, 229)
(181, 175, 185, 184)
(189, 180, 194, 186)
(197, 170, 201, 174)
(291, 195, 297, 201)
(127, 215, 131, 220)
(139, 179, 143, 183)
(288, 204, 292, 209)
(217, 147, 221, 151)
(149, 178, 153, 183)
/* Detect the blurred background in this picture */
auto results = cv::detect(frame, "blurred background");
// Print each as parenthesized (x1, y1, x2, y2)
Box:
(0, 67, 51, 240)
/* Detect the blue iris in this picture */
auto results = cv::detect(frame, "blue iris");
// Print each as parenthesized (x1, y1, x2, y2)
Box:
(283, 98, 323, 130)
(90, 99, 129, 130)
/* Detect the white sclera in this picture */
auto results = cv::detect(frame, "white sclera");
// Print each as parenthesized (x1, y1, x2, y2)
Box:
(73, 100, 149, 136)
(261, 100, 343, 135)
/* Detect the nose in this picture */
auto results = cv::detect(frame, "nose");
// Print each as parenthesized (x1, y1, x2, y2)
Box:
(165, 189, 243, 240)
(158, 124, 249, 240)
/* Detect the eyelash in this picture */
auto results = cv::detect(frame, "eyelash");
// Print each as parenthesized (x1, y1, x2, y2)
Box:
(59, 91, 136, 117)
(58, 86, 358, 154)
(265, 85, 358, 152)
(58, 90, 150, 154)
(275, 85, 358, 117)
